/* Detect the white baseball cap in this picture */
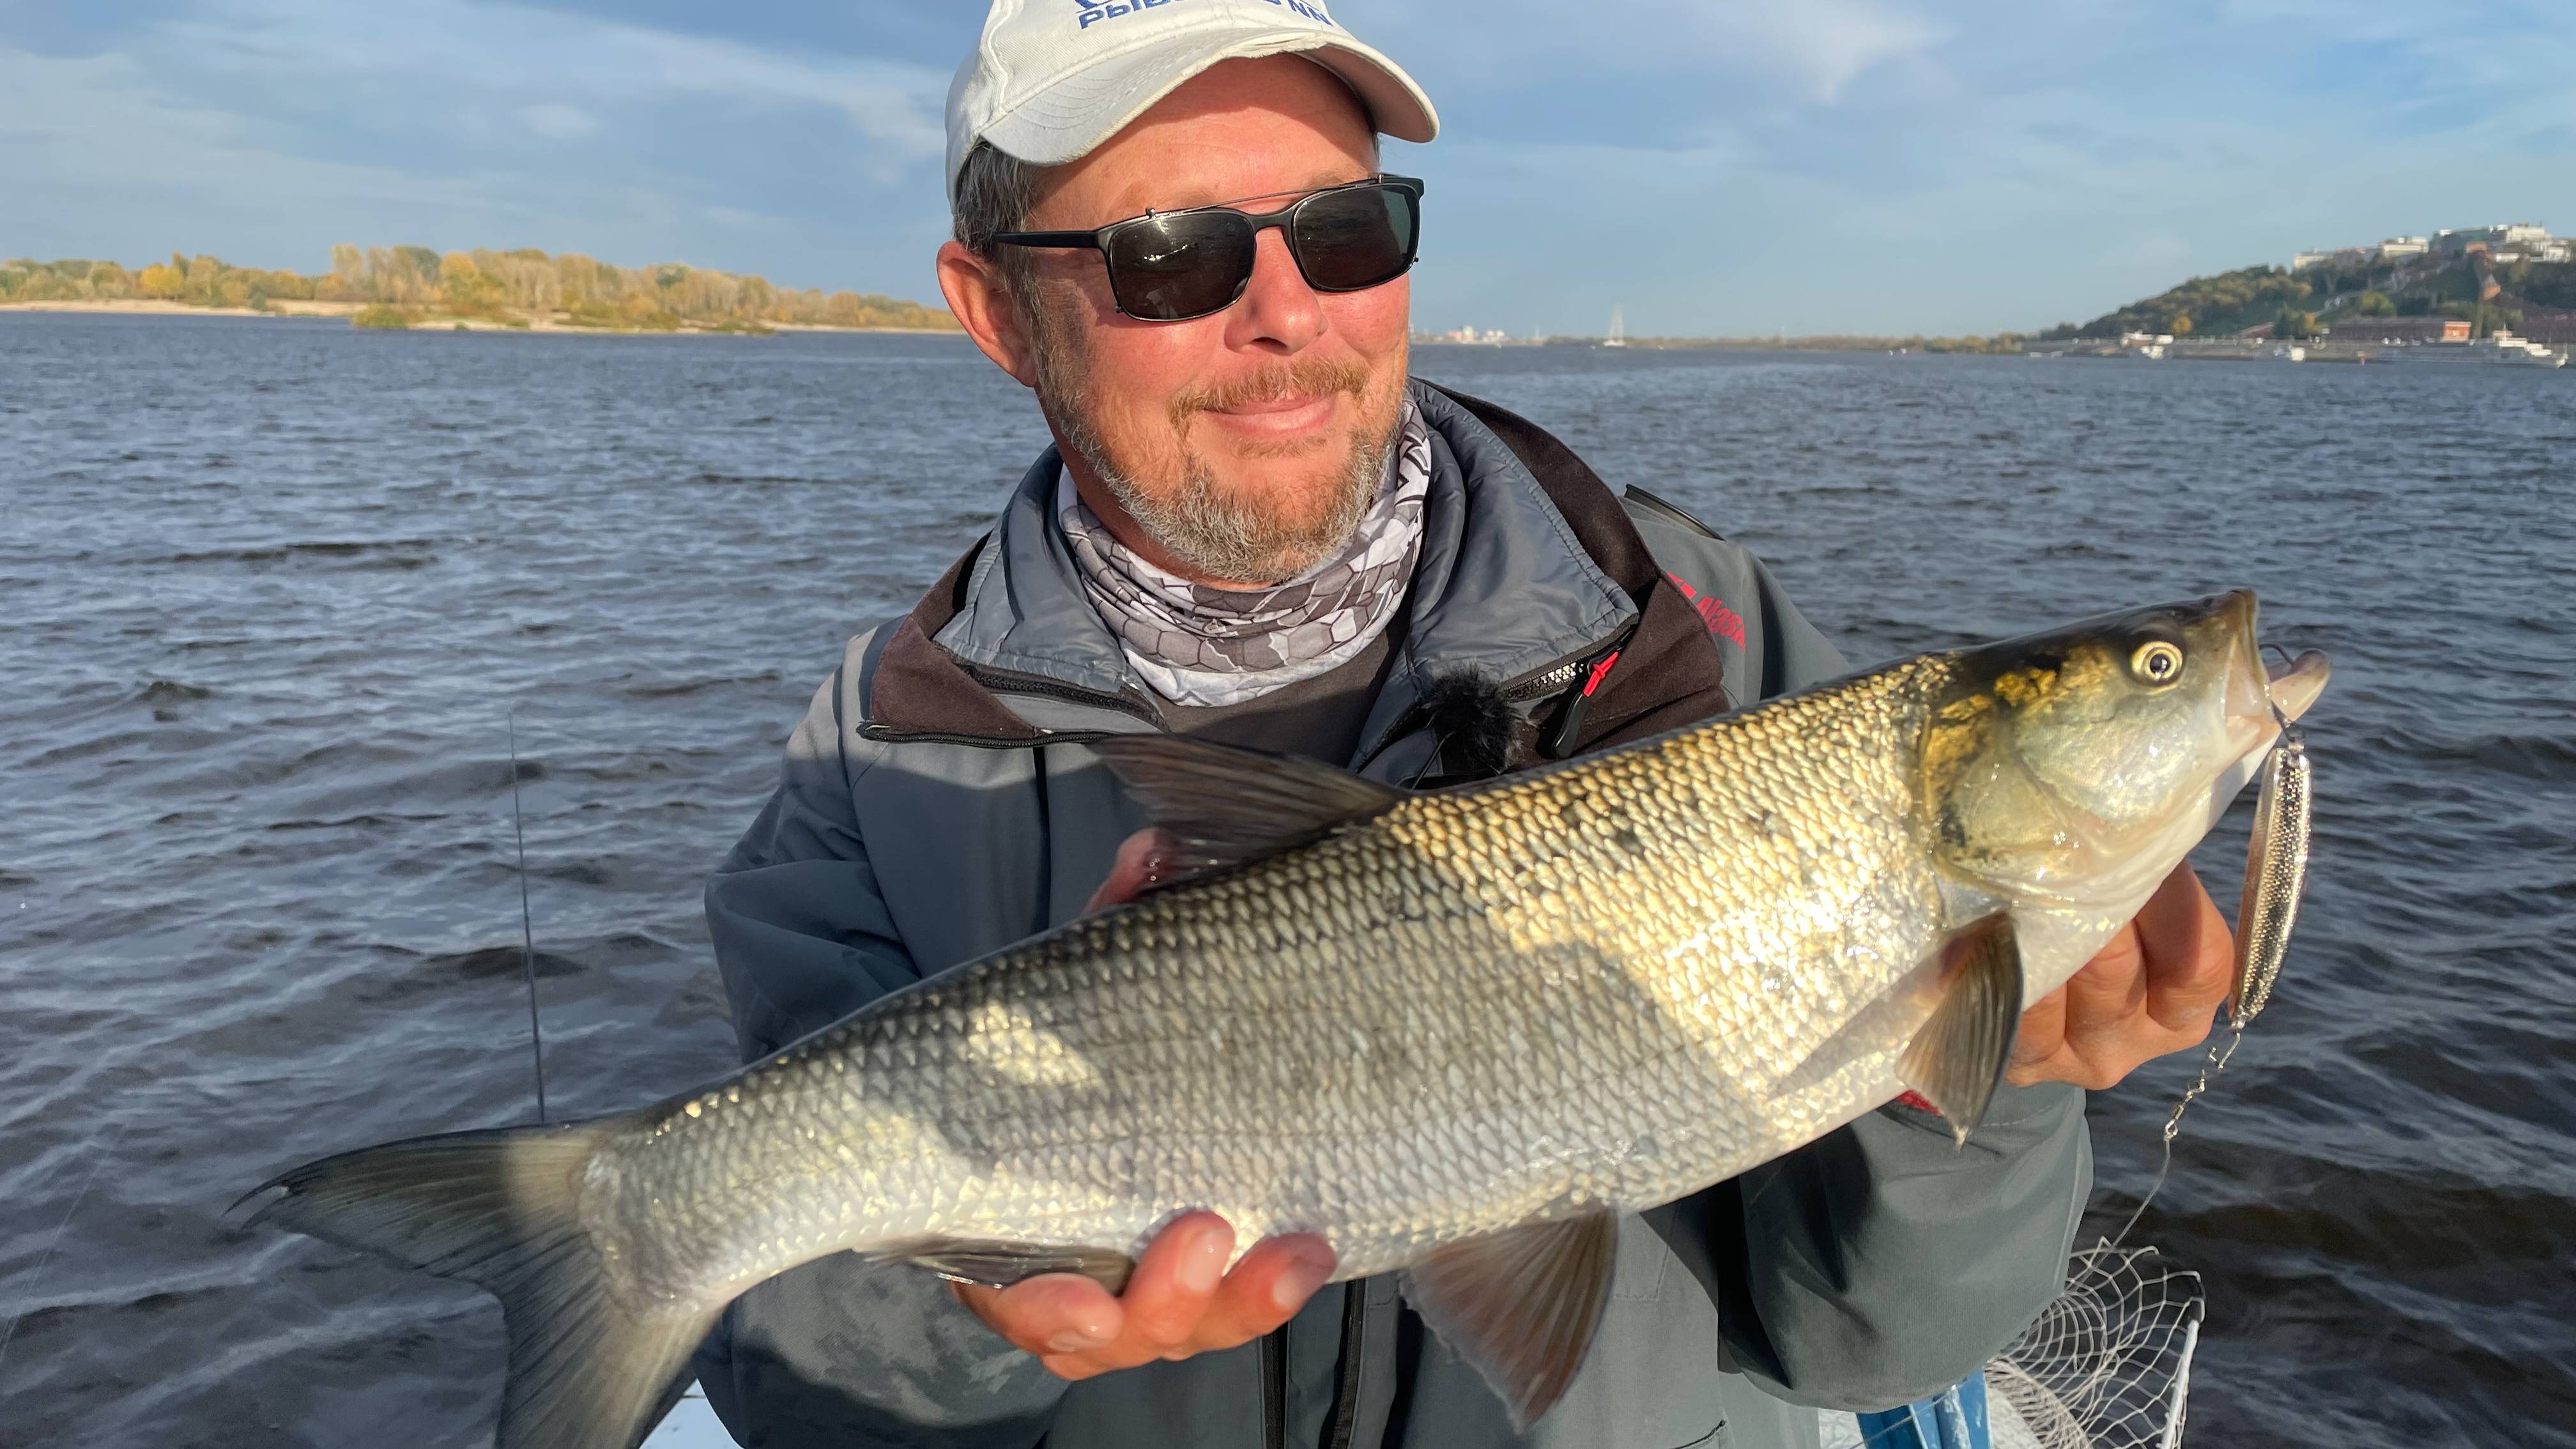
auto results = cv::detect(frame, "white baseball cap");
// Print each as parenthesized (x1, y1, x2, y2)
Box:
(946, 0, 1439, 200)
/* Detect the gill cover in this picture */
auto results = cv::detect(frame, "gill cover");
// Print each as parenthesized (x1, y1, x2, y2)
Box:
(1921, 591, 2273, 905)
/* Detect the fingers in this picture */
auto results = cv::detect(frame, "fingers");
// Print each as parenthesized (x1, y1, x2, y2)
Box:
(954, 1214, 1336, 1382)
(1113, 1211, 1235, 1356)
(2007, 983, 2067, 1080)
(1195, 1234, 1337, 1347)
(2133, 864, 2232, 1034)
(960, 1213, 1235, 1378)
(1085, 828, 1179, 915)
(955, 1273, 1124, 1361)
(2007, 865, 2234, 1089)
(2060, 916, 2148, 1034)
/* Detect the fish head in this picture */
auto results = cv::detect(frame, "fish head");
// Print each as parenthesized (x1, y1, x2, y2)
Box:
(1921, 590, 2328, 923)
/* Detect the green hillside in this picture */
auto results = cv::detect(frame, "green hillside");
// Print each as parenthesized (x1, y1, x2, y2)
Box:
(2050, 252, 2575, 341)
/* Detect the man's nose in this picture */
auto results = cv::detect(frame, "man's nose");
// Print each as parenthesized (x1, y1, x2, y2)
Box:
(1223, 227, 1325, 353)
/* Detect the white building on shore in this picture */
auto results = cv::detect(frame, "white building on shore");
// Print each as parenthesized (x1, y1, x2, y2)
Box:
(2293, 225, 2552, 270)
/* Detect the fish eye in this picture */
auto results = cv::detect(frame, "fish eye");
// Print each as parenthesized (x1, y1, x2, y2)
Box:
(2130, 640, 2184, 687)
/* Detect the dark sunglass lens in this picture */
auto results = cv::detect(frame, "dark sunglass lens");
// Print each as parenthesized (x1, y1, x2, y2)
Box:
(1291, 185, 1416, 292)
(1104, 213, 1255, 321)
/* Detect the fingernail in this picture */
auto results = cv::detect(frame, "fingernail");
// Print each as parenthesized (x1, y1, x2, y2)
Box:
(1177, 1228, 1227, 1295)
(1272, 1248, 1334, 1312)
(1048, 1328, 1110, 1353)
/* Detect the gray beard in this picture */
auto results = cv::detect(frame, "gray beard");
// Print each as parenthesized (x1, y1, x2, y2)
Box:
(1033, 318, 1395, 584)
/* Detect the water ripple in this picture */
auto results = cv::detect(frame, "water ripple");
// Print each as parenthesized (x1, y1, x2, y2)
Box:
(3, 315, 2569, 1446)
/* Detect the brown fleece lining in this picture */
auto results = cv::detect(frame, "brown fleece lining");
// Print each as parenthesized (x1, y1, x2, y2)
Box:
(1422, 385, 1733, 758)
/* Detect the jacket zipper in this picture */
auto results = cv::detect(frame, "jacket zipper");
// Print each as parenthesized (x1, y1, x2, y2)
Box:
(1537, 645, 1626, 760)
(959, 661, 1165, 726)
(1322, 1284, 1370, 1449)
(1354, 624, 1637, 774)
(1261, 1328, 1287, 1449)
(1504, 656, 1586, 702)
(855, 725, 1124, 748)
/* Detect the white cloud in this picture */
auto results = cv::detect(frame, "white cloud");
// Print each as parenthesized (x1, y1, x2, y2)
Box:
(0, 47, 490, 210)
(1708, 0, 1948, 103)
(0, 0, 960, 288)
(516, 103, 599, 141)
(1338, 0, 1946, 104)
(8, 0, 2572, 334)
(159, 0, 948, 171)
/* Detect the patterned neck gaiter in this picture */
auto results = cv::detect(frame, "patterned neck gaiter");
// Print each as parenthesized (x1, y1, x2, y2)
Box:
(1059, 401, 1431, 708)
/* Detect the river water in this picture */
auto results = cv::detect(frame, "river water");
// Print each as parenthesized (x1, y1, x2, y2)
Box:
(3, 314, 2570, 1447)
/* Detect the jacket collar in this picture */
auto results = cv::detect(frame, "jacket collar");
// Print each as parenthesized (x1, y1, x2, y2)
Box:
(863, 379, 1717, 750)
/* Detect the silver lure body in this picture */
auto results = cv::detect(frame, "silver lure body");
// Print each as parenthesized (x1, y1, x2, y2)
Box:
(2230, 730, 2313, 1026)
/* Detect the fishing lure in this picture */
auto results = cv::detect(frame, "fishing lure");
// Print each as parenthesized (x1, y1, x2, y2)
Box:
(2229, 691, 2314, 1027)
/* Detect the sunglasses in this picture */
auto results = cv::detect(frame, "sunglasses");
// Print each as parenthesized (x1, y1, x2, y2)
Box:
(992, 174, 1424, 323)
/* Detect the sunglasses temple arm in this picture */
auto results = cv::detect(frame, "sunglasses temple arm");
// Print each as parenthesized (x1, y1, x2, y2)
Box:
(990, 231, 1104, 249)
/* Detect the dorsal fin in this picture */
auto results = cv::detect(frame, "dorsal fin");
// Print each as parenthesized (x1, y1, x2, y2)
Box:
(1088, 735, 1405, 878)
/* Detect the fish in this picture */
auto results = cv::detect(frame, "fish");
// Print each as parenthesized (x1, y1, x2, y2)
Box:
(239, 589, 2327, 1449)
(2228, 678, 2319, 1027)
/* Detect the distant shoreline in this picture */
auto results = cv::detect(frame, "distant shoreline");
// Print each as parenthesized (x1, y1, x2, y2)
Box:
(0, 298, 962, 336)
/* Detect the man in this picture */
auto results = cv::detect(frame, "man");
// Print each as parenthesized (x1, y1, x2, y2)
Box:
(695, 4, 2235, 1445)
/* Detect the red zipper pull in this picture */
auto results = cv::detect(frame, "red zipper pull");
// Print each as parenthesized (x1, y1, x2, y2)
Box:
(1541, 648, 1622, 758)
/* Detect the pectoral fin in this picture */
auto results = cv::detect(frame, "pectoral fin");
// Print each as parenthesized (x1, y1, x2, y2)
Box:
(1896, 912, 2024, 1145)
(1400, 1211, 1618, 1430)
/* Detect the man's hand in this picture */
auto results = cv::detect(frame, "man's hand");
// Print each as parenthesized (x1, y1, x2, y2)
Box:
(1085, 828, 1179, 915)
(2007, 862, 2234, 1089)
(952, 1213, 1336, 1380)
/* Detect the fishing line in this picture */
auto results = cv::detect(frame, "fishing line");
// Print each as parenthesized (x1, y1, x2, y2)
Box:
(2106, 1025, 2243, 1251)
(509, 710, 548, 1124)
(0, 1121, 130, 1379)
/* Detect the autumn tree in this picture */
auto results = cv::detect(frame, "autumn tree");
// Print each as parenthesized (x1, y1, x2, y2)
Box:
(438, 251, 506, 314)
(11, 242, 956, 332)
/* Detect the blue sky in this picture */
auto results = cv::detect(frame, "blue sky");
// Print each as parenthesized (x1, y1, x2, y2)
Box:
(4, 0, 2570, 335)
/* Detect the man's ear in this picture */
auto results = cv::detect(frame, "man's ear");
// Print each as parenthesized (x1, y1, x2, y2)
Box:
(938, 241, 1039, 388)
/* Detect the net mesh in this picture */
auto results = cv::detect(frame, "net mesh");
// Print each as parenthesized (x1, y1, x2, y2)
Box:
(1987, 1243, 2205, 1449)
(1818, 1243, 2205, 1449)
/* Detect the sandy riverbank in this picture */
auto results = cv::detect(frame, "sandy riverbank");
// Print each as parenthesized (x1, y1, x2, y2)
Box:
(0, 298, 362, 320)
(0, 298, 960, 336)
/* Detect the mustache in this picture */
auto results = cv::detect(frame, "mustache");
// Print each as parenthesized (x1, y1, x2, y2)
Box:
(1169, 355, 1374, 428)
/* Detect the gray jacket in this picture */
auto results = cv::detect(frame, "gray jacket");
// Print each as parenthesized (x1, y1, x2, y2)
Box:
(694, 381, 2089, 1449)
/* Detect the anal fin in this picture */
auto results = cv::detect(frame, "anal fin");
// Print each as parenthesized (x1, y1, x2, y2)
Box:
(873, 1237, 1137, 1294)
(1401, 1211, 1618, 1430)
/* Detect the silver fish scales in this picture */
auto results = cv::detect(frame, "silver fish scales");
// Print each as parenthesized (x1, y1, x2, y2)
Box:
(244, 590, 2329, 1449)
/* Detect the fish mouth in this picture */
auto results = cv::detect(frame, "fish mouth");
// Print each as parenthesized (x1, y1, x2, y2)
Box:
(2215, 591, 2329, 755)
(2202, 595, 2328, 839)
(2266, 648, 2330, 723)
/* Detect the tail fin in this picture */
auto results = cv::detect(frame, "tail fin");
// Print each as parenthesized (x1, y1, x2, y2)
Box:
(240, 1123, 717, 1449)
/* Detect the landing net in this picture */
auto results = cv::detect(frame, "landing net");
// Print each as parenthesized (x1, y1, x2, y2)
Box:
(1985, 1243, 2205, 1449)
(1820, 1243, 2205, 1449)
